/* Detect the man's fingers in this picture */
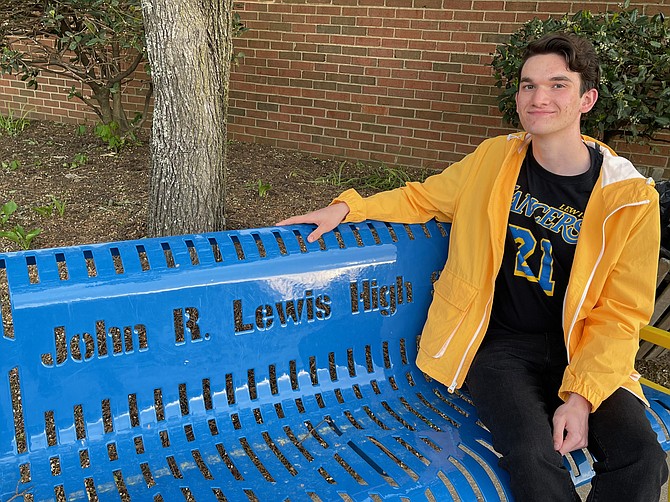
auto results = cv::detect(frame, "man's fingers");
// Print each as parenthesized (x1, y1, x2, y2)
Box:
(553, 413, 588, 455)
(276, 203, 350, 244)
(554, 425, 584, 455)
(552, 416, 565, 452)
(558, 431, 587, 456)
(275, 215, 330, 243)
(275, 214, 310, 226)
(552, 394, 591, 455)
(307, 228, 324, 243)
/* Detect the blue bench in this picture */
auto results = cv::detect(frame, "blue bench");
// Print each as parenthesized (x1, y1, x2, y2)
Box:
(1, 221, 668, 501)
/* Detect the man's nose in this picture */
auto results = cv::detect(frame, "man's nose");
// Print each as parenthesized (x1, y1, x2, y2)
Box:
(530, 87, 550, 105)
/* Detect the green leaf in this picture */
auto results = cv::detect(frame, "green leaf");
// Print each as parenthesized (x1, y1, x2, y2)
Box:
(1, 200, 18, 224)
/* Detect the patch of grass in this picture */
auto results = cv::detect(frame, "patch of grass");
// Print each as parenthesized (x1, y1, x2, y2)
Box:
(33, 205, 53, 218)
(313, 160, 359, 187)
(314, 160, 428, 191)
(244, 179, 272, 197)
(257, 179, 271, 197)
(51, 196, 67, 216)
(94, 121, 137, 152)
(1, 200, 43, 250)
(33, 196, 67, 218)
(0, 108, 31, 137)
(356, 164, 428, 191)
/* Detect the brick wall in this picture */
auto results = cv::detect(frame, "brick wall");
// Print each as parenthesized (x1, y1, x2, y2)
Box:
(1, 0, 669, 176)
(0, 60, 153, 127)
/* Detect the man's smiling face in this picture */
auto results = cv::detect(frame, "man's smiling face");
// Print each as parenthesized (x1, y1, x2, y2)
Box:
(515, 53, 597, 141)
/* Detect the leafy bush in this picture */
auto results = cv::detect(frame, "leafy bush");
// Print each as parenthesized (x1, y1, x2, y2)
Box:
(1, 0, 149, 135)
(0, 1, 249, 139)
(491, 1, 670, 145)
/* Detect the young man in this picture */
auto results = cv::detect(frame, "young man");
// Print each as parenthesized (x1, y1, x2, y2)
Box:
(277, 33, 668, 500)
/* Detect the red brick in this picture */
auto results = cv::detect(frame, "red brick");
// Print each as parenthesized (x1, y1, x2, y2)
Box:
(377, 115, 402, 127)
(408, 39, 438, 51)
(376, 77, 406, 89)
(473, 0, 504, 8)
(374, 134, 400, 145)
(484, 11, 517, 22)
(315, 5, 344, 16)
(398, 62, 429, 75)
(453, 10, 484, 21)
(335, 138, 362, 149)
(434, 40, 468, 55)
(356, 36, 383, 47)
(381, 38, 410, 49)
(348, 131, 375, 142)
(542, 2, 574, 13)
(368, 7, 397, 18)
(367, 48, 395, 58)
(382, 18, 411, 28)
(365, 67, 392, 78)
(394, 9, 426, 20)
(358, 17, 385, 28)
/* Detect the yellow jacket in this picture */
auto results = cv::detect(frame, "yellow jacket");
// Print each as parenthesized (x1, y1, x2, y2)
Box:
(335, 133, 660, 411)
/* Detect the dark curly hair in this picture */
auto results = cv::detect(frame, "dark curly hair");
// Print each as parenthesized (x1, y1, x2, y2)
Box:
(519, 32, 600, 95)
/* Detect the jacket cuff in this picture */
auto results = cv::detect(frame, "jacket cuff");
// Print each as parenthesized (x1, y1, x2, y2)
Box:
(331, 188, 366, 223)
(559, 372, 605, 413)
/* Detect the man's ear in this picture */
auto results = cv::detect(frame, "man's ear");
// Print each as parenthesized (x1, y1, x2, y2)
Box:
(580, 88, 598, 114)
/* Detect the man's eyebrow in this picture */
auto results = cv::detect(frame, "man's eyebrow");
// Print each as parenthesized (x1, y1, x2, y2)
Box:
(520, 75, 574, 83)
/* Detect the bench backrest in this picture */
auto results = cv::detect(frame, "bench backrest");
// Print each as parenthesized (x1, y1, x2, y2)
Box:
(0, 221, 451, 492)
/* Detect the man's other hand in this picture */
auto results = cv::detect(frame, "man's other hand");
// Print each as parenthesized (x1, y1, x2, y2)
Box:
(552, 392, 592, 455)
(276, 202, 350, 243)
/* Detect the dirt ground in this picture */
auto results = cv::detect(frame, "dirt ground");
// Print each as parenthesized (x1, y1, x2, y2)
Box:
(1, 119, 669, 385)
(0, 120, 374, 252)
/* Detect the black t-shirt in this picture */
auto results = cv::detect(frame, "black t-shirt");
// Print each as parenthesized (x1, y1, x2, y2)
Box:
(487, 144, 602, 337)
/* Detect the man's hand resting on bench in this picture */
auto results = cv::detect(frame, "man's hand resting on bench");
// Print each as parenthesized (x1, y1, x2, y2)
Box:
(276, 202, 351, 243)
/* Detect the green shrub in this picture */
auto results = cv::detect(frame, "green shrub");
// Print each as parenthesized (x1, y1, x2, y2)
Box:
(491, 1, 670, 145)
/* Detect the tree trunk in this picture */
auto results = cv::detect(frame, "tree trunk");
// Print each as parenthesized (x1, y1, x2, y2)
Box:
(141, 0, 231, 237)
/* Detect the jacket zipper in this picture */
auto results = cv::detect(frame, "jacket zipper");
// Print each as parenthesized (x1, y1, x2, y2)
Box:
(564, 200, 650, 363)
(448, 294, 493, 392)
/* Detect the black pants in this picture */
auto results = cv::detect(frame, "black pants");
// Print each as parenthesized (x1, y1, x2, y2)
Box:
(466, 332, 668, 502)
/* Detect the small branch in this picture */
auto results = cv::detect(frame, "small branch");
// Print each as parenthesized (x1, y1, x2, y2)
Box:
(20, 61, 87, 85)
(131, 80, 154, 131)
(604, 129, 670, 146)
(6, 482, 33, 502)
(69, 91, 104, 121)
(650, 136, 670, 145)
(111, 50, 145, 84)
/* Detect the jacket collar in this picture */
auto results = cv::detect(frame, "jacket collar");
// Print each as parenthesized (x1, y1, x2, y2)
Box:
(506, 132, 654, 190)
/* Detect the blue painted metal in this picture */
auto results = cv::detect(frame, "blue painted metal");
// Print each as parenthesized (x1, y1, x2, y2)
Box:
(0, 221, 667, 501)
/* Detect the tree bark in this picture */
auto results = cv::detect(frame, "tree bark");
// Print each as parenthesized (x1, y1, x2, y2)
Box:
(141, 0, 231, 236)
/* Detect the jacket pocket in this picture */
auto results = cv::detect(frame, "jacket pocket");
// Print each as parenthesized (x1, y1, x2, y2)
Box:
(419, 269, 478, 358)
